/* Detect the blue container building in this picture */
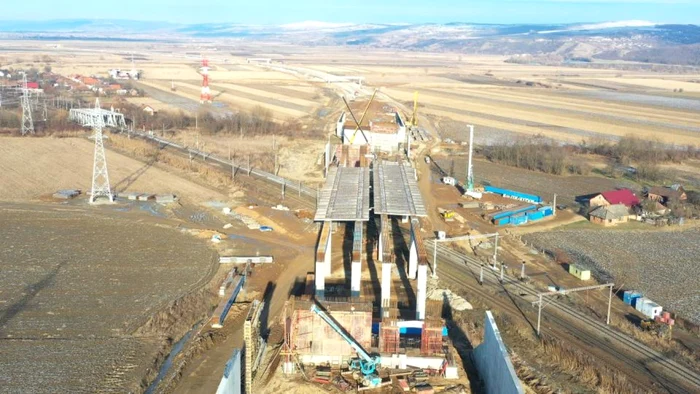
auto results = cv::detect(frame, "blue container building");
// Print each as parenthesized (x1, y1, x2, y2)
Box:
(623, 291, 642, 306)
(484, 185, 543, 204)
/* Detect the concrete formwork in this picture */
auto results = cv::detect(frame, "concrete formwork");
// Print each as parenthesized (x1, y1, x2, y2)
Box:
(473, 311, 524, 394)
(291, 299, 373, 360)
(421, 319, 445, 356)
(379, 320, 401, 354)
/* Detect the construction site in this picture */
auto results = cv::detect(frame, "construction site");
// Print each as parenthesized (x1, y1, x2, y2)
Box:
(1, 37, 700, 394)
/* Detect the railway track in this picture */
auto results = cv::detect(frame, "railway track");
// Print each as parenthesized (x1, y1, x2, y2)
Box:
(426, 241, 700, 394)
(115, 130, 317, 210)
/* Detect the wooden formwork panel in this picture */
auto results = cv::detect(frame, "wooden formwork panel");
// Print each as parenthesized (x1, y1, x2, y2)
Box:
(291, 309, 372, 356)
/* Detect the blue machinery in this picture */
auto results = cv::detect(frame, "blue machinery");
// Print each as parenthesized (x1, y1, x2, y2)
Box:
(310, 303, 382, 387)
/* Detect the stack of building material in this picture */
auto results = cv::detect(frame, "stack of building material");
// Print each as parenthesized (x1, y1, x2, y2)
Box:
(415, 383, 434, 394)
(138, 193, 154, 201)
(312, 367, 331, 384)
(155, 194, 177, 204)
(53, 189, 81, 199)
(655, 311, 675, 326)
(332, 375, 351, 392)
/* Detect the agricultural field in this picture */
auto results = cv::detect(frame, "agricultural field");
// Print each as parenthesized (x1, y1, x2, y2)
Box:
(523, 227, 700, 324)
(0, 137, 229, 203)
(0, 204, 218, 393)
(433, 156, 639, 207)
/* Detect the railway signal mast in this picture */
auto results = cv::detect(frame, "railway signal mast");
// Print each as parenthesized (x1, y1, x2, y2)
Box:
(200, 58, 212, 103)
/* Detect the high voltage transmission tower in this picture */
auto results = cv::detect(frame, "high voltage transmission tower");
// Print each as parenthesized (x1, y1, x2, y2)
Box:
(89, 99, 114, 204)
(20, 73, 34, 135)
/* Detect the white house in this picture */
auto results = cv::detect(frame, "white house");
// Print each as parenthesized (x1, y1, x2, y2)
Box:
(335, 100, 406, 153)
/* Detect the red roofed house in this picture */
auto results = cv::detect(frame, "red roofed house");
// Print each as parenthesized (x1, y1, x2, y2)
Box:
(26, 82, 39, 89)
(589, 189, 640, 208)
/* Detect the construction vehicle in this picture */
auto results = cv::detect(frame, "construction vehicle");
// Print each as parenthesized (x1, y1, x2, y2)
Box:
(641, 318, 673, 339)
(310, 303, 382, 388)
(439, 209, 455, 221)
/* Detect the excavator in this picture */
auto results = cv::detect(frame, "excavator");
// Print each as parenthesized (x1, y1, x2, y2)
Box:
(310, 303, 382, 388)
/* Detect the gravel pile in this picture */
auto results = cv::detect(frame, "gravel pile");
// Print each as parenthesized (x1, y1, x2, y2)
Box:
(524, 228, 700, 324)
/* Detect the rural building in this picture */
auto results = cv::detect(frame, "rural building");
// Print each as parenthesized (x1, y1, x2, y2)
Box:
(589, 204, 633, 226)
(589, 189, 640, 208)
(646, 185, 687, 206)
(80, 76, 99, 86)
(26, 82, 39, 89)
(335, 100, 406, 153)
(108, 68, 140, 80)
(142, 105, 158, 116)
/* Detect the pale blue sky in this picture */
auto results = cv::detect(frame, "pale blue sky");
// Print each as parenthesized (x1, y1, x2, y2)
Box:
(4, 0, 700, 24)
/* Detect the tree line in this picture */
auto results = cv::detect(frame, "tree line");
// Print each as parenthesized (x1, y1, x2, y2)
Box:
(483, 135, 700, 182)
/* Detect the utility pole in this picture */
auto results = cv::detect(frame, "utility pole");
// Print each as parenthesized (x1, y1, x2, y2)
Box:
(466, 125, 474, 192)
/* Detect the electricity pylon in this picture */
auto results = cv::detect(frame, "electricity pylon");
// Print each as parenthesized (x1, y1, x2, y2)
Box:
(89, 99, 114, 204)
(20, 73, 34, 135)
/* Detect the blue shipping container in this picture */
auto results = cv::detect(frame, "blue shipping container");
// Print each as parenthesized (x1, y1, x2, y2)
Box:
(511, 213, 528, 226)
(484, 185, 542, 203)
(631, 295, 645, 309)
(494, 216, 511, 226)
(491, 204, 538, 220)
(623, 291, 638, 305)
(539, 206, 553, 216)
(527, 211, 545, 221)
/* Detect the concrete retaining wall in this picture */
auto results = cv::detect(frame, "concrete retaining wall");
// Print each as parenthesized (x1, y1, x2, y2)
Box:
(216, 348, 242, 394)
(473, 311, 524, 394)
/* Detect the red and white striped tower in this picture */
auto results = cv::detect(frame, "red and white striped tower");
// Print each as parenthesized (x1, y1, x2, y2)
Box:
(200, 58, 212, 103)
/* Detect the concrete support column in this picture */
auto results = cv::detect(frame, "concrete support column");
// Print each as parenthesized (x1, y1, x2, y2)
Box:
(325, 222, 332, 277)
(381, 262, 392, 318)
(377, 218, 384, 259)
(315, 261, 325, 299)
(408, 236, 418, 280)
(351, 260, 361, 297)
(416, 264, 428, 320)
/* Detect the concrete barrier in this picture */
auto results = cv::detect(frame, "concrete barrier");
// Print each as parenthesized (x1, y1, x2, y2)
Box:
(473, 311, 524, 394)
(216, 348, 242, 394)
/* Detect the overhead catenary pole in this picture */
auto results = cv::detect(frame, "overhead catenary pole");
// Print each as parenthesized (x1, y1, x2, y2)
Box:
(534, 283, 614, 336)
(466, 125, 474, 192)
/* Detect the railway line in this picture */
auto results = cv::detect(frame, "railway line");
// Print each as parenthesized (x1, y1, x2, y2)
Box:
(116, 130, 317, 210)
(427, 240, 700, 394)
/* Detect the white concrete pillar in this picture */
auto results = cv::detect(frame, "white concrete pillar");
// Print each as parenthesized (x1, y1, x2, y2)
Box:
(408, 236, 418, 280)
(377, 218, 384, 259)
(351, 260, 361, 297)
(381, 262, 392, 317)
(416, 264, 428, 320)
(325, 223, 332, 277)
(315, 261, 325, 299)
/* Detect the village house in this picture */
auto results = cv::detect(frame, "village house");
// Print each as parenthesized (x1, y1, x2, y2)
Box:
(589, 204, 634, 226)
(588, 188, 640, 209)
(646, 185, 687, 206)
(142, 105, 157, 116)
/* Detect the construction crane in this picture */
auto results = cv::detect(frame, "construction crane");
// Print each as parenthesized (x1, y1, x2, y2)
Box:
(341, 89, 377, 145)
(310, 303, 382, 388)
